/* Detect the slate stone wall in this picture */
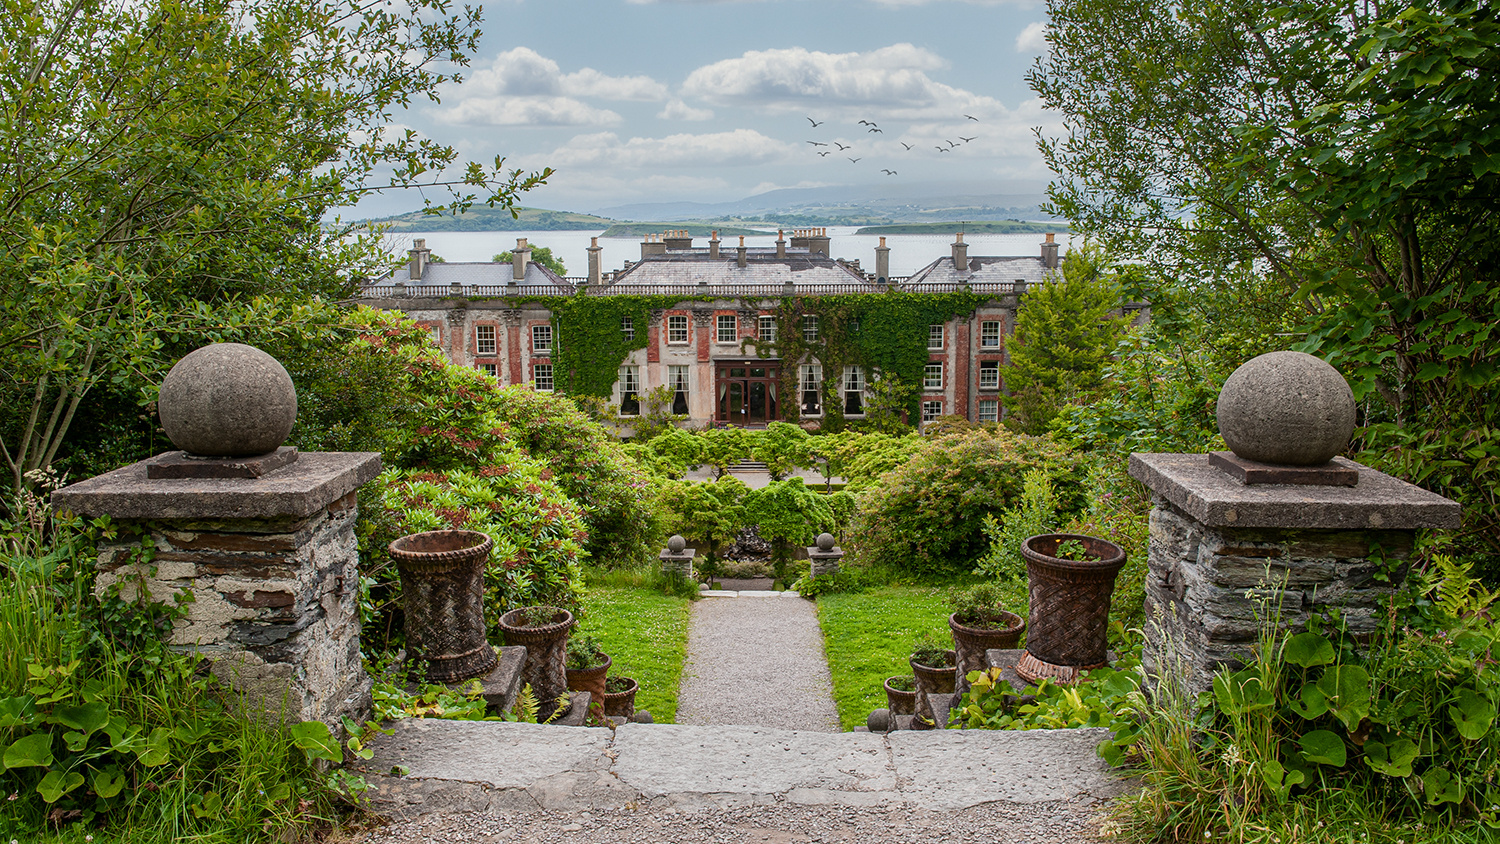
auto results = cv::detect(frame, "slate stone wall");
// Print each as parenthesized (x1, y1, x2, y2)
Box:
(1143, 496, 1413, 695)
(94, 490, 370, 729)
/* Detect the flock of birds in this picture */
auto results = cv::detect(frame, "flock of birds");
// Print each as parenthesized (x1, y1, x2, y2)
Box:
(804, 114, 980, 176)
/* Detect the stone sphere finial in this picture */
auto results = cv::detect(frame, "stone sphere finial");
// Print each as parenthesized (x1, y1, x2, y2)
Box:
(816, 533, 836, 551)
(1216, 351, 1355, 466)
(667, 535, 687, 554)
(158, 343, 298, 457)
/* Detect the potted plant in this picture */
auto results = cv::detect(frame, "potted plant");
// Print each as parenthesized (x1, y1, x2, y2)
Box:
(602, 675, 639, 719)
(565, 634, 611, 722)
(388, 529, 498, 683)
(883, 674, 917, 716)
(908, 632, 957, 730)
(498, 605, 575, 721)
(947, 583, 1025, 695)
(1017, 533, 1127, 684)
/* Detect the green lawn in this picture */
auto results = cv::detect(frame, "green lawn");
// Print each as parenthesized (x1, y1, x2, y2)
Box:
(577, 583, 693, 723)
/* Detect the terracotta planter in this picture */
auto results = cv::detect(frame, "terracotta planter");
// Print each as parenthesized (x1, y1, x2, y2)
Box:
(949, 611, 1025, 696)
(909, 649, 957, 729)
(388, 530, 497, 683)
(602, 676, 639, 719)
(498, 606, 575, 721)
(1018, 533, 1127, 684)
(883, 675, 917, 716)
(566, 652, 611, 723)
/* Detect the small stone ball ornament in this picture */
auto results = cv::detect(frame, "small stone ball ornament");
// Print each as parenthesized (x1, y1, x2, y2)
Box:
(667, 535, 687, 554)
(158, 343, 298, 457)
(1216, 351, 1356, 466)
(816, 533, 836, 551)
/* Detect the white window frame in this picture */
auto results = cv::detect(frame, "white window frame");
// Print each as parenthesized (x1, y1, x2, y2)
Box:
(928, 324, 944, 350)
(843, 365, 864, 416)
(922, 400, 943, 422)
(758, 315, 778, 343)
(800, 364, 823, 415)
(978, 399, 999, 423)
(532, 324, 553, 353)
(475, 324, 496, 355)
(667, 315, 689, 344)
(533, 363, 554, 392)
(619, 366, 640, 415)
(979, 361, 1000, 390)
(717, 314, 737, 343)
(924, 363, 943, 390)
(802, 314, 819, 342)
(621, 316, 635, 341)
(668, 364, 690, 414)
(477, 363, 497, 378)
(980, 321, 1001, 348)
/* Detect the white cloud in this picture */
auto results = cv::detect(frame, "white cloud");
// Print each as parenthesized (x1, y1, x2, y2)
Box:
(533, 129, 793, 169)
(434, 97, 623, 127)
(562, 68, 669, 101)
(680, 44, 1002, 119)
(1015, 21, 1048, 53)
(658, 99, 715, 121)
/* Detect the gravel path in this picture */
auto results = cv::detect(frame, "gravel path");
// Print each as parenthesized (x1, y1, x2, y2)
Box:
(676, 596, 841, 732)
(351, 798, 1114, 844)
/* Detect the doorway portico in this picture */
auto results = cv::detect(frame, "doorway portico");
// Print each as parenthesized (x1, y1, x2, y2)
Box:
(715, 360, 781, 427)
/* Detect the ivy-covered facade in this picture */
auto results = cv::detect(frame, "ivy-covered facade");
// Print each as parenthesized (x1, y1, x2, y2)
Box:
(361, 231, 1114, 430)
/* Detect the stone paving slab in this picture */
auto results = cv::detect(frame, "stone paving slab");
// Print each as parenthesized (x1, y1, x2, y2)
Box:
(358, 720, 1130, 819)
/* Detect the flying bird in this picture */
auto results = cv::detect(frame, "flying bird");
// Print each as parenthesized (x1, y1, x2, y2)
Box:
(817, 151, 830, 157)
(807, 141, 828, 146)
(835, 142, 850, 150)
(901, 142, 913, 150)
(937, 147, 950, 152)
(959, 136, 976, 142)
(848, 157, 861, 163)
(868, 127, 883, 133)
(881, 169, 897, 175)
(947, 139, 959, 148)
(807, 117, 824, 127)
(858, 120, 877, 127)
(964, 114, 979, 121)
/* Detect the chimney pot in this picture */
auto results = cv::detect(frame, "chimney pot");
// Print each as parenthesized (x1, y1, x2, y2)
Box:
(737, 237, 747, 269)
(587, 237, 603, 286)
(875, 236, 891, 283)
(952, 234, 969, 275)
(776, 229, 786, 259)
(1041, 234, 1060, 270)
(512, 238, 530, 281)
(408, 238, 431, 281)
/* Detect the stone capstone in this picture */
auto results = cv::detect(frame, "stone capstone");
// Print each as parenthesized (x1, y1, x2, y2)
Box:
(1216, 351, 1355, 466)
(158, 343, 298, 457)
(816, 533, 835, 551)
(667, 535, 686, 554)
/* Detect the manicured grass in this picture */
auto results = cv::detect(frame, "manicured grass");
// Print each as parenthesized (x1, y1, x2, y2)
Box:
(577, 581, 693, 723)
(817, 581, 1028, 730)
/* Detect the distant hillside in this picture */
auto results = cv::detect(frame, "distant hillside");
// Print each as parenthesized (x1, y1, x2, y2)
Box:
(855, 221, 1068, 235)
(593, 180, 1060, 224)
(599, 222, 772, 237)
(362, 206, 615, 232)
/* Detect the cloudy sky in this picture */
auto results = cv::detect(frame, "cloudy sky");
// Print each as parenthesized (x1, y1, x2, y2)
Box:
(366, 0, 1055, 216)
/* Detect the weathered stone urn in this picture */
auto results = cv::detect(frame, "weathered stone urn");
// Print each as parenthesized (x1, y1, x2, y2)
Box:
(388, 529, 497, 683)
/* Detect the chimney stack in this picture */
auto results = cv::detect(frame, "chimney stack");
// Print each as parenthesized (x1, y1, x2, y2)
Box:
(512, 237, 530, 281)
(663, 229, 693, 250)
(587, 236, 602, 286)
(737, 235, 747, 269)
(408, 238, 431, 281)
(709, 230, 720, 259)
(641, 232, 667, 259)
(1041, 232, 1060, 269)
(875, 236, 891, 283)
(776, 229, 787, 259)
(952, 232, 968, 274)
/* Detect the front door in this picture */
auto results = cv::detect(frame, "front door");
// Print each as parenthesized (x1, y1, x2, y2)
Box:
(717, 363, 780, 426)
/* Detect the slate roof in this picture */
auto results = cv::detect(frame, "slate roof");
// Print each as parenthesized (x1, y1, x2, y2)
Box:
(380, 261, 571, 291)
(903, 255, 1052, 287)
(607, 248, 873, 289)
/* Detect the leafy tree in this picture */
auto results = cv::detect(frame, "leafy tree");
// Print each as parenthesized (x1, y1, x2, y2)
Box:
(493, 245, 567, 276)
(855, 375, 918, 434)
(1000, 245, 1129, 434)
(629, 385, 687, 442)
(751, 421, 812, 480)
(0, 0, 549, 494)
(698, 427, 752, 478)
(645, 428, 704, 479)
(742, 478, 835, 585)
(659, 477, 749, 570)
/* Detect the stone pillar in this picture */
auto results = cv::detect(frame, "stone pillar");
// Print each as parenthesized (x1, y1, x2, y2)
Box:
(875, 237, 890, 283)
(659, 535, 695, 580)
(587, 237, 602, 286)
(806, 533, 843, 578)
(951, 233, 967, 272)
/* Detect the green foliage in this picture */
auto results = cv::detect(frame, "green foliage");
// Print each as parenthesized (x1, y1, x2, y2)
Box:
(697, 428, 753, 477)
(958, 634, 1143, 737)
(565, 635, 608, 671)
(974, 469, 1057, 582)
(537, 295, 713, 399)
(788, 567, 869, 599)
(494, 245, 566, 275)
(0, 0, 548, 495)
(658, 477, 748, 567)
(645, 428, 704, 478)
(577, 581, 692, 723)
(742, 478, 836, 584)
(809, 430, 922, 493)
(751, 422, 812, 480)
(1000, 245, 1130, 434)
(946, 583, 1018, 627)
(909, 631, 954, 667)
(850, 427, 1084, 577)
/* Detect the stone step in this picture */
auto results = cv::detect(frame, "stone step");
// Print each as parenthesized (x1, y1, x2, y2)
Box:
(357, 719, 1126, 818)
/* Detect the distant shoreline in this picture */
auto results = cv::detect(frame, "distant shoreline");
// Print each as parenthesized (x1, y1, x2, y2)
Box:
(599, 223, 772, 237)
(853, 221, 1068, 235)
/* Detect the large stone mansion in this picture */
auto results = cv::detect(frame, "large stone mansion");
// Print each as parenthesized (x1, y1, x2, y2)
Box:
(358, 230, 1144, 430)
